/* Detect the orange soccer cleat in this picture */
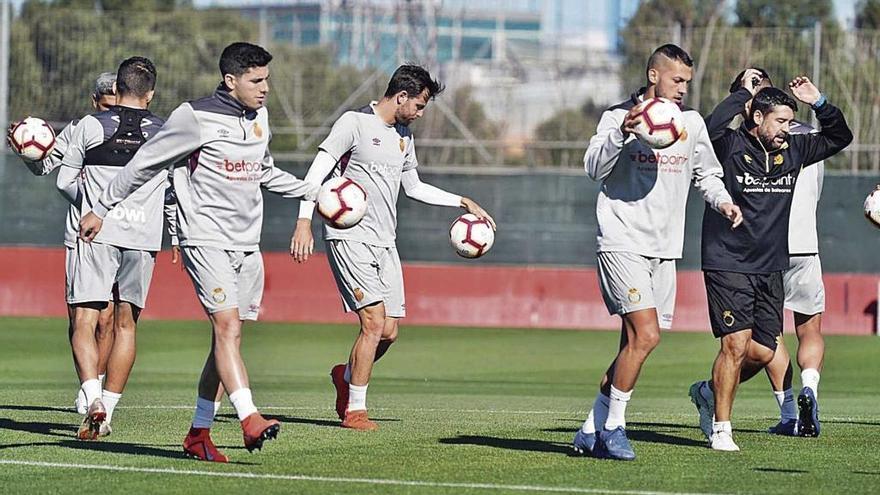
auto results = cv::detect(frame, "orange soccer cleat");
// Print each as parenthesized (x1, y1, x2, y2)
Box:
(341, 409, 378, 431)
(330, 364, 349, 420)
(183, 427, 229, 463)
(76, 399, 106, 441)
(241, 413, 280, 452)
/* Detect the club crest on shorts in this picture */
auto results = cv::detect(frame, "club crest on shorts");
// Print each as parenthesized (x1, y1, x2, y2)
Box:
(353, 288, 364, 302)
(627, 288, 641, 303)
(211, 287, 227, 304)
(722, 310, 735, 327)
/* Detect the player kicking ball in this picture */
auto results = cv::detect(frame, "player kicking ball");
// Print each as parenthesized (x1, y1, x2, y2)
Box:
(291, 65, 495, 430)
(690, 71, 851, 451)
(80, 42, 318, 461)
(576, 44, 741, 461)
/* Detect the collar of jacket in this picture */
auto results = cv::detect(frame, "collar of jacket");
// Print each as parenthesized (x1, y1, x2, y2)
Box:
(213, 84, 258, 120)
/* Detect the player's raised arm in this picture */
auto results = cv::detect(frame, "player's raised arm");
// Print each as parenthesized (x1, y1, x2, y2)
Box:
(788, 77, 853, 166)
(705, 68, 764, 140)
(584, 109, 632, 181)
(80, 103, 202, 241)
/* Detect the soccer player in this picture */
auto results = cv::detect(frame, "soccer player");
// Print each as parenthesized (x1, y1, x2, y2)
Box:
(58, 57, 166, 440)
(689, 71, 851, 451)
(576, 44, 741, 461)
(290, 65, 495, 431)
(79, 42, 318, 462)
(705, 69, 827, 438)
(6, 73, 118, 416)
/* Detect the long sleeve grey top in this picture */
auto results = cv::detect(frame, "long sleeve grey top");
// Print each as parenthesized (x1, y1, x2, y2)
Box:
(93, 86, 319, 252)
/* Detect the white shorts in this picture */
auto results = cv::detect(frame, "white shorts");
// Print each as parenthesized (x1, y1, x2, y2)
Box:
(783, 254, 825, 315)
(182, 246, 264, 321)
(597, 251, 676, 329)
(326, 240, 405, 318)
(68, 242, 156, 309)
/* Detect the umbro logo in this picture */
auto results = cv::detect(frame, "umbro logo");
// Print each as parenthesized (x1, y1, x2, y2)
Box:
(217, 128, 230, 138)
(372, 138, 381, 146)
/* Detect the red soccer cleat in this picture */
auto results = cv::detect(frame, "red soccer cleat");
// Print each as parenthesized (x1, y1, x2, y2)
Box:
(76, 399, 106, 441)
(241, 413, 280, 452)
(341, 409, 378, 431)
(330, 363, 349, 420)
(183, 427, 229, 463)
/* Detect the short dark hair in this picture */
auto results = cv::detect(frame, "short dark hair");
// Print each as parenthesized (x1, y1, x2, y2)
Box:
(646, 44, 693, 78)
(116, 56, 156, 98)
(729, 68, 772, 94)
(219, 42, 273, 77)
(384, 65, 445, 100)
(749, 87, 798, 120)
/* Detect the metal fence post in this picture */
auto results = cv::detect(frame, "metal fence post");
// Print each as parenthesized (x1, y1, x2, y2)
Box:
(812, 21, 822, 129)
(0, 0, 10, 133)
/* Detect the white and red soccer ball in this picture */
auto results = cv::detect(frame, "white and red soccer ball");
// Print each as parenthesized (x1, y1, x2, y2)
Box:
(864, 186, 880, 228)
(317, 176, 368, 228)
(633, 97, 685, 149)
(9, 117, 56, 161)
(449, 213, 494, 259)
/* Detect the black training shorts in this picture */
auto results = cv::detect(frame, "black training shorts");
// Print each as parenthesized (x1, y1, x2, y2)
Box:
(703, 270, 783, 351)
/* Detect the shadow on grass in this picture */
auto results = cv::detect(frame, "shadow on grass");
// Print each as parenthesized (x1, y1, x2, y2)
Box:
(753, 467, 809, 474)
(0, 404, 75, 414)
(0, 417, 76, 437)
(544, 422, 706, 448)
(217, 413, 401, 428)
(438, 435, 574, 454)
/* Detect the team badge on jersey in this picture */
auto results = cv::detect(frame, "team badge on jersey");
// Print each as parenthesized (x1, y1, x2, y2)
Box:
(774, 154, 784, 166)
(722, 310, 735, 327)
(627, 288, 641, 303)
(678, 129, 688, 142)
(353, 288, 364, 302)
(399, 137, 405, 152)
(211, 287, 227, 304)
(253, 122, 263, 139)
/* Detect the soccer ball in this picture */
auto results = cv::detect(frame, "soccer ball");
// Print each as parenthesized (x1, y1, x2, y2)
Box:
(864, 186, 880, 228)
(317, 176, 367, 228)
(9, 117, 56, 161)
(449, 213, 494, 259)
(632, 97, 685, 149)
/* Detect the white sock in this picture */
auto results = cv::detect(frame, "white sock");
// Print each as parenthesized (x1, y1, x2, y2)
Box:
(214, 400, 222, 416)
(712, 420, 732, 435)
(348, 383, 368, 411)
(192, 397, 220, 429)
(98, 373, 105, 385)
(101, 390, 121, 423)
(81, 379, 102, 407)
(228, 388, 259, 421)
(581, 393, 610, 434)
(774, 389, 798, 420)
(801, 368, 820, 399)
(343, 364, 352, 384)
(604, 385, 632, 430)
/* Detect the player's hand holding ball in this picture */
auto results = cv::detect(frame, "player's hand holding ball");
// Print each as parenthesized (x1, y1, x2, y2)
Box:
(449, 198, 496, 259)
(8, 117, 56, 162)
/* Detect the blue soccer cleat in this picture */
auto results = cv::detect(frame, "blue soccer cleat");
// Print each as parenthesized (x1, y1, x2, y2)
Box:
(593, 427, 636, 461)
(767, 418, 799, 436)
(572, 429, 596, 456)
(797, 387, 820, 437)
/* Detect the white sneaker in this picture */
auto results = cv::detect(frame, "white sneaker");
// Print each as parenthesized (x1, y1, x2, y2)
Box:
(74, 390, 87, 415)
(710, 430, 740, 451)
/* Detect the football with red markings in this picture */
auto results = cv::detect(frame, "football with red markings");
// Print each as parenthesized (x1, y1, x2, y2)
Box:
(317, 176, 368, 228)
(632, 97, 685, 149)
(9, 117, 56, 161)
(449, 213, 494, 259)
(863, 186, 880, 228)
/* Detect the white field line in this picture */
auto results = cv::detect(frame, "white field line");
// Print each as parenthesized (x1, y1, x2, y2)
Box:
(0, 459, 728, 495)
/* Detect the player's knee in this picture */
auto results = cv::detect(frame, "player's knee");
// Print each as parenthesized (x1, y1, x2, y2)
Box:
(721, 331, 750, 357)
(213, 318, 242, 343)
(382, 321, 399, 342)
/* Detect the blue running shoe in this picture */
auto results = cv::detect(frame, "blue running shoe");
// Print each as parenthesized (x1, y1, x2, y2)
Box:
(797, 387, 820, 437)
(767, 418, 798, 436)
(572, 429, 596, 456)
(593, 427, 636, 461)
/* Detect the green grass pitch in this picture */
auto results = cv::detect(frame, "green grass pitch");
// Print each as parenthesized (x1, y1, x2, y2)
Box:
(0, 317, 877, 494)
